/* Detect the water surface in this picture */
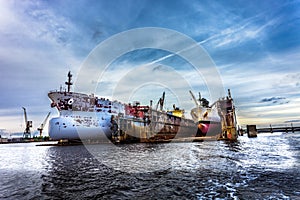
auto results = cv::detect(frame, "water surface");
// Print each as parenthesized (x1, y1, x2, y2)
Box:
(0, 132, 299, 199)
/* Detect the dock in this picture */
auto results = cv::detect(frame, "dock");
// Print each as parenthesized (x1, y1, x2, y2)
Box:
(257, 126, 300, 133)
(246, 125, 258, 138)
(243, 124, 300, 134)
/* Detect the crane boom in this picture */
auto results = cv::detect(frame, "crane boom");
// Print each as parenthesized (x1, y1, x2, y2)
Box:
(189, 90, 199, 107)
(37, 112, 51, 137)
(40, 112, 51, 129)
(155, 91, 165, 111)
(22, 107, 28, 125)
(160, 91, 165, 111)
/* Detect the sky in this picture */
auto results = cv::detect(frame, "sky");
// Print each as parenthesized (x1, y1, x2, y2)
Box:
(0, 0, 299, 136)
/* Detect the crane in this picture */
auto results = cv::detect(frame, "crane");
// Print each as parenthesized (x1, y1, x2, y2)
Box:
(155, 91, 165, 111)
(22, 107, 32, 138)
(189, 90, 199, 107)
(37, 112, 51, 137)
(189, 90, 209, 107)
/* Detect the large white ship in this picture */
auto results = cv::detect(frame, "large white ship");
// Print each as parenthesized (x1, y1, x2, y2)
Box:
(48, 72, 237, 142)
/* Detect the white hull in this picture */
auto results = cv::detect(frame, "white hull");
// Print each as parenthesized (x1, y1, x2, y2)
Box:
(49, 115, 112, 141)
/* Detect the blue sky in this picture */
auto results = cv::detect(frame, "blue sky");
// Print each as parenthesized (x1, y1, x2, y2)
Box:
(0, 0, 299, 135)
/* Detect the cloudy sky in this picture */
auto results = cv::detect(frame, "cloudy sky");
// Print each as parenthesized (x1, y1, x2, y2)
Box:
(0, 0, 299, 135)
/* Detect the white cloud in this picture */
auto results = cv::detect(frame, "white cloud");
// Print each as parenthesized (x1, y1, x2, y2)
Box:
(0, 1, 83, 133)
(196, 12, 280, 48)
(219, 48, 300, 126)
(0, 0, 298, 133)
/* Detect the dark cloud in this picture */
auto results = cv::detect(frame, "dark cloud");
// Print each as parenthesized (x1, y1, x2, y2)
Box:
(92, 30, 103, 42)
(280, 101, 290, 105)
(152, 65, 171, 72)
(259, 97, 290, 105)
(260, 97, 285, 103)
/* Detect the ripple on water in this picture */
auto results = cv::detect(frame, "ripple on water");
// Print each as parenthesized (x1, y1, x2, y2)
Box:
(0, 133, 300, 199)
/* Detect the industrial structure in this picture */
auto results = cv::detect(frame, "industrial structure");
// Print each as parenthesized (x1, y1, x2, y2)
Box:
(37, 112, 51, 137)
(22, 107, 32, 138)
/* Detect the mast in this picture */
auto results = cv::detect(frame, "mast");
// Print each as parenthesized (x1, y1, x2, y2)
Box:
(65, 71, 73, 92)
(228, 89, 232, 99)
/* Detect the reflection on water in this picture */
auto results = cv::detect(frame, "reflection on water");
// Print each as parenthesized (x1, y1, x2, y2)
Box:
(0, 133, 300, 199)
(0, 142, 53, 199)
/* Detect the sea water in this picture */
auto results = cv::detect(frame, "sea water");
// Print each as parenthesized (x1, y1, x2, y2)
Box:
(0, 132, 299, 199)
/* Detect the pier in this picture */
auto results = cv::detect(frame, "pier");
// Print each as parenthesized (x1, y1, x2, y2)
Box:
(243, 124, 300, 138)
(244, 124, 300, 134)
(257, 126, 300, 133)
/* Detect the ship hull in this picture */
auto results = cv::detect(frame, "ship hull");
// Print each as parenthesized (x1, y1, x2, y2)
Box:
(196, 121, 222, 137)
(49, 117, 112, 141)
(48, 111, 199, 142)
(47, 72, 238, 142)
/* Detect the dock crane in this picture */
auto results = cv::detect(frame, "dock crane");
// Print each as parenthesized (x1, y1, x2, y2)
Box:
(189, 90, 211, 121)
(189, 90, 209, 108)
(37, 112, 51, 137)
(155, 91, 165, 111)
(189, 90, 200, 107)
(22, 107, 32, 138)
(189, 90, 201, 121)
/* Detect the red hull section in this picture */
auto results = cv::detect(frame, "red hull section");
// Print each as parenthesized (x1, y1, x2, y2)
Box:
(197, 121, 222, 137)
